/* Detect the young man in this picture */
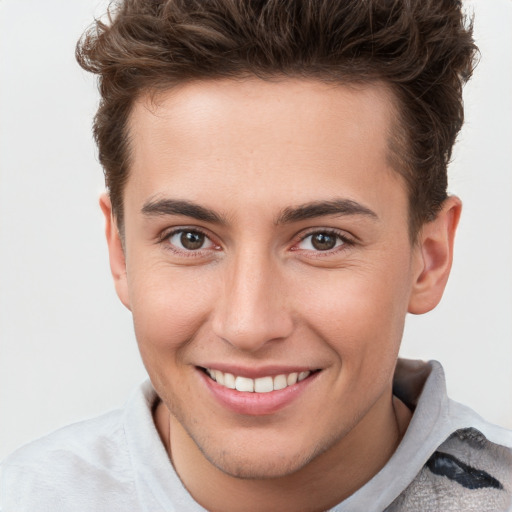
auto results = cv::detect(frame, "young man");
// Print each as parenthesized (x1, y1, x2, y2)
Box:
(1, 1, 511, 511)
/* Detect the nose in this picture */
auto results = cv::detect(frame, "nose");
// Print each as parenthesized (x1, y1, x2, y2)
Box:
(211, 250, 294, 352)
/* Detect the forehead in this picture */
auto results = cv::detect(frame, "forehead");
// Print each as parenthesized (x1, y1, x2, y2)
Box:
(125, 78, 406, 222)
(130, 78, 396, 156)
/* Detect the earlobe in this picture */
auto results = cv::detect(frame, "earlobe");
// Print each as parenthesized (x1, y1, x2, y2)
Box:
(408, 196, 462, 315)
(99, 193, 131, 311)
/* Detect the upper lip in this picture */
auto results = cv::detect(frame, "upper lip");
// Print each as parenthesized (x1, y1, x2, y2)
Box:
(197, 364, 319, 379)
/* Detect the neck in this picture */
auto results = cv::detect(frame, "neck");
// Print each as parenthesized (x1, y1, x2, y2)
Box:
(154, 391, 411, 512)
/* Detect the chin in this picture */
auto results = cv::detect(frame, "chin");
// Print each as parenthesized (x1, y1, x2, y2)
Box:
(203, 448, 315, 480)
(191, 426, 338, 481)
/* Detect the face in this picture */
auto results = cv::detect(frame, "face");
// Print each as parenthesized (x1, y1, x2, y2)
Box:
(106, 79, 439, 479)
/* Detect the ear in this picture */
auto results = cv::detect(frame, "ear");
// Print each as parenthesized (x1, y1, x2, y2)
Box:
(99, 193, 131, 311)
(408, 196, 462, 315)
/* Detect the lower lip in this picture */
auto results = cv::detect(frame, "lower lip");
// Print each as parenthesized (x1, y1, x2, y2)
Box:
(199, 369, 319, 416)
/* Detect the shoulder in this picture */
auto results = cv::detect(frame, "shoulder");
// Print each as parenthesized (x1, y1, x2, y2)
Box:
(382, 359, 512, 512)
(0, 408, 138, 512)
(387, 427, 512, 512)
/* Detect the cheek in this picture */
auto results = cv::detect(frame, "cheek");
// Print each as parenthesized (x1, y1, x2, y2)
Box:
(299, 259, 412, 363)
(127, 262, 217, 355)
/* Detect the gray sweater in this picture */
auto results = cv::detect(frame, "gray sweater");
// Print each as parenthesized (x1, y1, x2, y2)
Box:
(2, 359, 511, 511)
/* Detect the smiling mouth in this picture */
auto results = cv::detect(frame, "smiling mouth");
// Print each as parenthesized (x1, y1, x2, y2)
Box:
(201, 367, 317, 393)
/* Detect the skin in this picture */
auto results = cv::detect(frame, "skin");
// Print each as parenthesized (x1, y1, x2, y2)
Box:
(101, 78, 461, 512)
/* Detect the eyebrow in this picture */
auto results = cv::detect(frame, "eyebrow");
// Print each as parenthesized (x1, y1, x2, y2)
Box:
(276, 199, 378, 224)
(141, 197, 378, 225)
(141, 198, 226, 224)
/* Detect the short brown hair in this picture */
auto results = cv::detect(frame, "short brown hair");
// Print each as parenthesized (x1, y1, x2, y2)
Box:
(76, 0, 477, 237)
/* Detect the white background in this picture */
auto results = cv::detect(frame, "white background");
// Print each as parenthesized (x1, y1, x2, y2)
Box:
(1, 0, 511, 460)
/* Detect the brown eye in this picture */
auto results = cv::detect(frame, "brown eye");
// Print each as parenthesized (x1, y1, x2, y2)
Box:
(181, 231, 204, 250)
(168, 230, 214, 251)
(311, 233, 337, 251)
(296, 231, 345, 252)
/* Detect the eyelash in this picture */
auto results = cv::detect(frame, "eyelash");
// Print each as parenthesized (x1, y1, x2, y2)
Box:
(292, 229, 355, 256)
(159, 227, 220, 257)
(159, 227, 354, 258)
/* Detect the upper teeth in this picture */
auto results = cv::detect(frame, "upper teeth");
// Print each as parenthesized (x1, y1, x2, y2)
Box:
(205, 368, 311, 393)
